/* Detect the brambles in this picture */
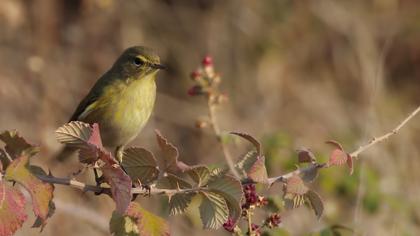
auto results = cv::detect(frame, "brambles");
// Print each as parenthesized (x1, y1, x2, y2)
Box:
(0, 56, 418, 236)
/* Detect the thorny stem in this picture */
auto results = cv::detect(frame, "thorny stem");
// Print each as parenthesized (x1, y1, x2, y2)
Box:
(207, 96, 240, 179)
(268, 105, 420, 185)
(35, 174, 201, 196)
(36, 106, 420, 200)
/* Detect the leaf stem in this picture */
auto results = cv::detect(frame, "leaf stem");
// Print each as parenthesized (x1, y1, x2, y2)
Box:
(207, 97, 240, 179)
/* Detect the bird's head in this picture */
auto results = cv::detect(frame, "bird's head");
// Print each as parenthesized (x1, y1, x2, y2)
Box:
(111, 46, 165, 81)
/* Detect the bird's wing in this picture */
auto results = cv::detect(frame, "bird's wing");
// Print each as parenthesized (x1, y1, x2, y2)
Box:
(69, 70, 114, 122)
(69, 90, 100, 121)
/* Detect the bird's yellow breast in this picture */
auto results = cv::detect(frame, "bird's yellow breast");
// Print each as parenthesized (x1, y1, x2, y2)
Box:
(81, 74, 157, 148)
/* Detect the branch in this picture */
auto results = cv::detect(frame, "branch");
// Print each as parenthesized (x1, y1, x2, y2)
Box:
(207, 97, 240, 178)
(268, 105, 420, 185)
(36, 174, 201, 195)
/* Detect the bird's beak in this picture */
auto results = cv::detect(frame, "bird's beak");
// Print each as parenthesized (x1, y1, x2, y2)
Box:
(151, 63, 167, 70)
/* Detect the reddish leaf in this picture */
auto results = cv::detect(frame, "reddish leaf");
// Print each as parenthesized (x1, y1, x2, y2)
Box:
(326, 140, 353, 174)
(347, 155, 354, 175)
(100, 151, 132, 214)
(155, 130, 189, 173)
(296, 147, 316, 163)
(0, 181, 27, 236)
(325, 140, 343, 150)
(230, 132, 261, 156)
(0, 131, 39, 159)
(4, 156, 53, 226)
(55, 122, 103, 164)
(328, 149, 347, 167)
(247, 156, 268, 184)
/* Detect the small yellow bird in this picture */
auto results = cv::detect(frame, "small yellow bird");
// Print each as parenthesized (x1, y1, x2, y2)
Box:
(57, 46, 165, 161)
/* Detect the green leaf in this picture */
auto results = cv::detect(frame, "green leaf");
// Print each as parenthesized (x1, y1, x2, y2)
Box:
(156, 174, 192, 190)
(207, 175, 243, 221)
(306, 190, 324, 220)
(0, 181, 27, 236)
(4, 156, 54, 227)
(186, 166, 210, 186)
(169, 193, 195, 215)
(121, 148, 159, 185)
(0, 130, 39, 159)
(301, 164, 319, 183)
(199, 191, 229, 229)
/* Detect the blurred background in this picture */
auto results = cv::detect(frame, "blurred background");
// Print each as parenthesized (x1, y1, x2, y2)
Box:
(1, 0, 420, 235)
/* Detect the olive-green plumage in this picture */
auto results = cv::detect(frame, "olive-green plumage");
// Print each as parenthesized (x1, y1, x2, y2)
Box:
(57, 46, 164, 161)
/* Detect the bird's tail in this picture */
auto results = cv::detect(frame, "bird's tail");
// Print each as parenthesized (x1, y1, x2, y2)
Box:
(54, 146, 78, 162)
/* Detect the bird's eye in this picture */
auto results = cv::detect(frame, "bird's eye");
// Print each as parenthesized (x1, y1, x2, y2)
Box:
(133, 57, 143, 66)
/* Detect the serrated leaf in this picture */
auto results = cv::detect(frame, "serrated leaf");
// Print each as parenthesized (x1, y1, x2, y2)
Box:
(123, 202, 169, 236)
(101, 160, 132, 214)
(55, 121, 101, 147)
(186, 166, 210, 186)
(121, 148, 159, 185)
(199, 191, 229, 229)
(306, 190, 324, 219)
(156, 174, 192, 190)
(301, 164, 319, 183)
(284, 175, 308, 195)
(56, 122, 103, 164)
(207, 175, 243, 221)
(230, 132, 261, 156)
(326, 140, 353, 174)
(169, 193, 195, 215)
(297, 147, 316, 163)
(0, 131, 39, 159)
(0, 181, 27, 236)
(248, 156, 268, 183)
(4, 156, 53, 227)
(235, 151, 268, 183)
(155, 130, 190, 174)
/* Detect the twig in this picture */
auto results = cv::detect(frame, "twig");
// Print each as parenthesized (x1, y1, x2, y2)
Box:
(207, 97, 240, 178)
(268, 105, 420, 184)
(36, 174, 201, 195)
(349, 106, 420, 158)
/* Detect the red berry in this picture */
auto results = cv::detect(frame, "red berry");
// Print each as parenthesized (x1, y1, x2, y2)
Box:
(223, 218, 236, 233)
(190, 70, 201, 80)
(187, 85, 202, 96)
(202, 56, 213, 66)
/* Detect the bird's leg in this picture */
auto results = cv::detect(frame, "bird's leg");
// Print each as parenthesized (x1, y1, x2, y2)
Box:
(115, 145, 125, 163)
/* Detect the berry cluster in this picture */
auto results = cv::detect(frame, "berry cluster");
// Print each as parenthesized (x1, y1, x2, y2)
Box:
(242, 183, 268, 210)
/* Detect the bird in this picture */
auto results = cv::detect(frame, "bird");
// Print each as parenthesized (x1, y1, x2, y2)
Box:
(56, 46, 165, 162)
